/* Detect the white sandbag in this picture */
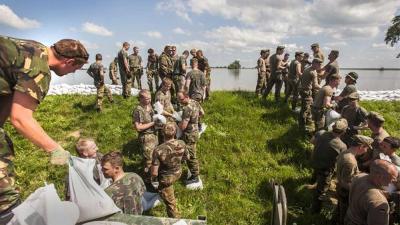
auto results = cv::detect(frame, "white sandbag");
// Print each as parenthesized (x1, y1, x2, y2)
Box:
(97, 164, 112, 189)
(69, 156, 120, 223)
(8, 184, 79, 225)
(325, 109, 341, 127)
(199, 123, 207, 137)
(153, 114, 167, 125)
(172, 111, 183, 122)
(153, 101, 164, 114)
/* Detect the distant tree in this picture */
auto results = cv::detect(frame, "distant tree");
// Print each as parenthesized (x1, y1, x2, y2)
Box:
(385, 15, 400, 58)
(228, 60, 241, 69)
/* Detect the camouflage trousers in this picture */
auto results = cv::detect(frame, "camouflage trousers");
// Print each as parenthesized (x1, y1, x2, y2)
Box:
(263, 74, 283, 101)
(299, 91, 315, 133)
(205, 73, 211, 100)
(96, 84, 113, 109)
(183, 131, 200, 176)
(284, 78, 299, 110)
(159, 174, 181, 218)
(130, 69, 142, 90)
(173, 75, 186, 93)
(312, 168, 334, 213)
(336, 186, 349, 225)
(139, 133, 158, 183)
(120, 70, 132, 98)
(147, 70, 159, 93)
(0, 128, 19, 215)
(255, 72, 268, 97)
(109, 73, 119, 85)
(312, 107, 325, 131)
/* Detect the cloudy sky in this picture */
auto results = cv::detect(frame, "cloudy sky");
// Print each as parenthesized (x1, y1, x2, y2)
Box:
(0, 0, 399, 68)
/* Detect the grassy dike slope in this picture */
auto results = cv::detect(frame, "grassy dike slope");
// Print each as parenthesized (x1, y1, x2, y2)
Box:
(4, 91, 400, 224)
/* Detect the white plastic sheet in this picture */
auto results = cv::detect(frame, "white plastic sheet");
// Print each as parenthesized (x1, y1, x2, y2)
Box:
(153, 101, 164, 114)
(69, 156, 120, 223)
(8, 184, 79, 225)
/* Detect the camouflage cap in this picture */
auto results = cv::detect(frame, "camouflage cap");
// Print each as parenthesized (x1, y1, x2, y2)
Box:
(367, 111, 385, 123)
(311, 43, 319, 48)
(295, 51, 304, 56)
(346, 72, 358, 81)
(352, 135, 373, 149)
(277, 45, 285, 50)
(348, 92, 360, 100)
(52, 39, 89, 63)
(333, 118, 348, 132)
(312, 58, 323, 64)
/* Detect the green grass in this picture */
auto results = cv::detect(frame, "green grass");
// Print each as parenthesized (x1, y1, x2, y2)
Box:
(4, 92, 400, 225)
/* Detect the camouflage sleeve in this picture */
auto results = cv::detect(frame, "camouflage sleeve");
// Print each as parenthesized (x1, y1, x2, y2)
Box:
(99, 64, 105, 84)
(152, 149, 160, 166)
(183, 142, 190, 161)
(132, 108, 143, 124)
(200, 72, 206, 87)
(14, 72, 51, 103)
(181, 107, 192, 122)
(204, 58, 211, 73)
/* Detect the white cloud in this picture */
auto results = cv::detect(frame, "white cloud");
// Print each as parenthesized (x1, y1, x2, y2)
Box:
(173, 27, 190, 35)
(80, 40, 99, 50)
(144, 31, 163, 39)
(115, 40, 147, 50)
(156, 0, 192, 22)
(82, 22, 113, 36)
(0, 4, 40, 29)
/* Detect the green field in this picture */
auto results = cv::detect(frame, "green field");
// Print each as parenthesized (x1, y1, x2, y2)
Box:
(4, 92, 400, 224)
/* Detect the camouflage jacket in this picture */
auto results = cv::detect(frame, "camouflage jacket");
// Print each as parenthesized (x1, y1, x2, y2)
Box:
(132, 105, 156, 135)
(117, 49, 129, 73)
(152, 139, 189, 178)
(87, 62, 105, 87)
(105, 172, 145, 215)
(0, 35, 51, 103)
(159, 53, 173, 78)
(128, 54, 142, 69)
(182, 99, 203, 134)
(147, 55, 158, 72)
(173, 55, 187, 76)
(197, 57, 211, 75)
(155, 90, 174, 114)
(109, 61, 118, 77)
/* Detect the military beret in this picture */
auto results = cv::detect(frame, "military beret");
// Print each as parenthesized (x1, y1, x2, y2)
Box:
(277, 45, 285, 50)
(311, 43, 319, 48)
(330, 74, 342, 80)
(333, 118, 348, 132)
(367, 111, 385, 123)
(346, 72, 358, 81)
(348, 92, 360, 100)
(312, 58, 323, 64)
(352, 135, 373, 149)
(295, 51, 304, 56)
(331, 50, 339, 56)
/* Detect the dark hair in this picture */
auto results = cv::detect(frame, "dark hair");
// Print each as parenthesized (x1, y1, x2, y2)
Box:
(95, 53, 102, 60)
(383, 137, 400, 149)
(101, 151, 123, 167)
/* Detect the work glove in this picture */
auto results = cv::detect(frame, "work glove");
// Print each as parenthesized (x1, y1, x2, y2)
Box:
(50, 145, 71, 165)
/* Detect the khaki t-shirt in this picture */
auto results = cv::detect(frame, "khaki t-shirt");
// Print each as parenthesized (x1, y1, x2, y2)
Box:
(337, 150, 359, 191)
(313, 85, 334, 108)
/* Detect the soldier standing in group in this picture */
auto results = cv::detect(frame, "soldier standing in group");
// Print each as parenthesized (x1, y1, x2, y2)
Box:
(322, 50, 339, 85)
(155, 78, 175, 122)
(196, 50, 211, 100)
(336, 72, 358, 111)
(146, 48, 159, 93)
(336, 135, 373, 225)
(159, 45, 173, 80)
(340, 92, 369, 146)
(87, 53, 113, 112)
(118, 42, 131, 98)
(312, 74, 341, 131)
(189, 48, 197, 67)
(345, 159, 398, 225)
(177, 92, 204, 185)
(128, 47, 143, 89)
(263, 45, 286, 102)
(310, 118, 348, 213)
(173, 50, 189, 93)
(185, 58, 207, 102)
(102, 151, 146, 215)
(311, 43, 324, 62)
(151, 122, 189, 218)
(256, 50, 267, 97)
(282, 53, 290, 100)
(133, 90, 159, 187)
(301, 52, 311, 73)
(0, 36, 88, 222)
(285, 51, 303, 110)
(109, 57, 119, 85)
(298, 58, 322, 134)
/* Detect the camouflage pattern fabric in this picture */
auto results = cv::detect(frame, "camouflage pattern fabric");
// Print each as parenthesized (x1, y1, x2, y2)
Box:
(197, 57, 211, 99)
(181, 100, 202, 176)
(340, 105, 368, 145)
(147, 55, 159, 92)
(152, 139, 189, 218)
(87, 62, 113, 109)
(109, 61, 119, 85)
(0, 128, 19, 213)
(186, 70, 206, 102)
(104, 172, 145, 215)
(172, 56, 187, 93)
(0, 35, 51, 103)
(255, 57, 267, 97)
(155, 90, 175, 116)
(118, 49, 132, 98)
(285, 60, 301, 108)
(128, 54, 142, 89)
(159, 53, 173, 79)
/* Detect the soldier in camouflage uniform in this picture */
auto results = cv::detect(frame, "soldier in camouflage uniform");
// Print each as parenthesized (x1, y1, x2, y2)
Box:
(196, 50, 211, 100)
(321, 50, 339, 85)
(263, 45, 286, 102)
(177, 92, 204, 185)
(109, 57, 119, 85)
(255, 50, 267, 97)
(102, 151, 145, 215)
(118, 42, 131, 98)
(311, 119, 348, 213)
(155, 78, 175, 122)
(173, 50, 189, 93)
(298, 58, 322, 133)
(0, 36, 88, 221)
(301, 52, 311, 73)
(128, 47, 143, 89)
(284, 51, 303, 110)
(282, 53, 290, 101)
(151, 122, 189, 218)
(133, 90, 159, 185)
(189, 48, 197, 68)
(87, 53, 113, 111)
(311, 43, 324, 63)
(146, 48, 159, 92)
(185, 58, 207, 103)
(336, 72, 358, 111)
